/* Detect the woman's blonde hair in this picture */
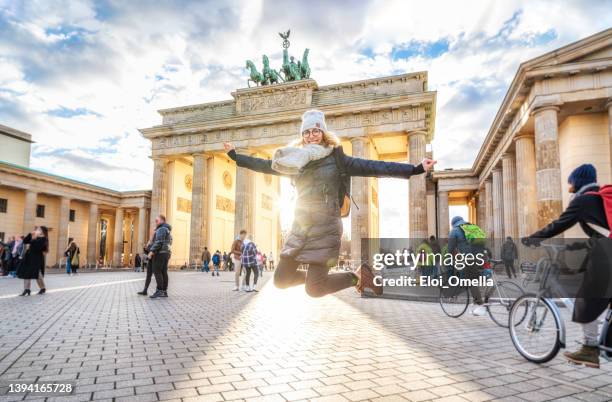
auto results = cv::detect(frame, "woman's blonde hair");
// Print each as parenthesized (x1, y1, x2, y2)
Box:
(288, 130, 341, 148)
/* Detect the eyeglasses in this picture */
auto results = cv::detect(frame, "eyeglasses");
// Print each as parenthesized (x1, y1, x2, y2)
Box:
(302, 129, 323, 137)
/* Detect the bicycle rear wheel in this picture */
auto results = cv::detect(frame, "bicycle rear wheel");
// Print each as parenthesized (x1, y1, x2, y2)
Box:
(509, 294, 561, 363)
(486, 281, 525, 327)
(439, 286, 470, 318)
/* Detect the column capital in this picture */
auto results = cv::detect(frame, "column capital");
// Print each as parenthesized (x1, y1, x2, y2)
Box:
(406, 130, 428, 138)
(531, 104, 560, 116)
(350, 136, 370, 144)
(501, 152, 515, 161)
(514, 132, 535, 142)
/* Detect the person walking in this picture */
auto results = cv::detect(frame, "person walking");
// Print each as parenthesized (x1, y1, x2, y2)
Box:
(231, 231, 246, 291)
(223, 109, 435, 298)
(501, 236, 518, 278)
(10, 236, 24, 277)
(70, 242, 80, 274)
(201, 247, 211, 273)
(64, 238, 78, 275)
(2, 236, 15, 276)
(212, 250, 221, 276)
(241, 238, 259, 292)
(17, 226, 48, 296)
(148, 215, 172, 299)
(134, 253, 142, 272)
(268, 251, 274, 271)
(522, 164, 612, 368)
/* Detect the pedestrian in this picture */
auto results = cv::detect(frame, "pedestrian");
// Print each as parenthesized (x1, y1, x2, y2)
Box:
(268, 251, 274, 271)
(256, 251, 264, 277)
(201, 247, 211, 273)
(2, 236, 15, 276)
(231, 231, 246, 291)
(222, 251, 229, 271)
(148, 215, 172, 299)
(523, 163, 612, 368)
(70, 243, 80, 274)
(64, 238, 78, 275)
(223, 109, 435, 298)
(241, 238, 259, 292)
(212, 250, 221, 276)
(501, 236, 518, 278)
(17, 226, 48, 296)
(137, 234, 155, 296)
(262, 252, 267, 271)
(10, 236, 24, 277)
(134, 253, 142, 272)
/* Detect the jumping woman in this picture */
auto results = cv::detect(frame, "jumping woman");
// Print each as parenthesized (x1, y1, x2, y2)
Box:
(223, 109, 436, 297)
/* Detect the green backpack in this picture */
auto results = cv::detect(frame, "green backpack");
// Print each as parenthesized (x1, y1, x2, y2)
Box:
(460, 223, 487, 246)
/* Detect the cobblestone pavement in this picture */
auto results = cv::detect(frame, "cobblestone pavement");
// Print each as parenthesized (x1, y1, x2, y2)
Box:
(0, 271, 610, 402)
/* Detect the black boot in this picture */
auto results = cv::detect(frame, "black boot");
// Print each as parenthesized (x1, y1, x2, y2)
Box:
(137, 290, 147, 296)
(20, 289, 31, 296)
(38, 288, 46, 295)
(161, 290, 168, 297)
(149, 289, 164, 299)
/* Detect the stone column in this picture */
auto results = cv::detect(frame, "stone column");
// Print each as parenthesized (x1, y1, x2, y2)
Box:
(502, 153, 518, 239)
(113, 207, 124, 267)
(492, 168, 504, 257)
(437, 191, 449, 238)
(607, 99, 612, 173)
(533, 106, 563, 228)
(22, 190, 37, 234)
(515, 134, 538, 237)
(351, 137, 371, 264)
(484, 179, 493, 239)
(150, 157, 168, 229)
(408, 131, 428, 240)
(477, 187, 486, 228)
(57, 197, 71, 266)
(137, 207, 147, 256)
(189, 154, 207, 264)
(234, 161, 254, 237)
(87, 203, 99, 267)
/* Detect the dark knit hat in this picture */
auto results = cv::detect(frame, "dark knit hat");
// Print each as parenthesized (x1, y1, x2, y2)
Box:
(568, 163, 597, 191)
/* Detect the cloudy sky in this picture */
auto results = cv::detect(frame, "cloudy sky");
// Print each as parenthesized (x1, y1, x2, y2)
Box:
(1, 0, 611, 235)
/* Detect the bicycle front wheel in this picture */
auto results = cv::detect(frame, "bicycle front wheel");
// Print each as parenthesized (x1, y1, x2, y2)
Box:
(486, 281, 525, 327)
(439, 286, 470, 318)
(509, 295, 561, 363)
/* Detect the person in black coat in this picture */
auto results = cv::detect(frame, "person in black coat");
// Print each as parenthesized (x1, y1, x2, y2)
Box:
(523, 164, 611, 368)
(223, 109, 436, 298)
(17, 226, 49, 296)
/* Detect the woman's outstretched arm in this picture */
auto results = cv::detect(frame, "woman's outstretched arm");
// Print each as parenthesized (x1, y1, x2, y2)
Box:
(342, 152, 436, 178)
(224, 142, 281, 176)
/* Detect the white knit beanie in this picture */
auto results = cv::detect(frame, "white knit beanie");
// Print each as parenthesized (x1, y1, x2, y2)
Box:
(300, 109, 327, 134)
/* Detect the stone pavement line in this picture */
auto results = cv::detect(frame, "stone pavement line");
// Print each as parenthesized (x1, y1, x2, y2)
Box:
(0, 278, 150, 300)
(0, 276, 131, 377)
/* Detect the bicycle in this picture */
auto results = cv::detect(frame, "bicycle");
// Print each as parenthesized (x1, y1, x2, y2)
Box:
(508, 242, 612, 363)
(439, 259, 526, 327)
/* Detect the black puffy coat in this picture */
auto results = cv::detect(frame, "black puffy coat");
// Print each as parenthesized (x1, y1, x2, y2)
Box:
(229, 147, 424, 267)
(529, 186, 611, 323)
(17, 233, 47, 280)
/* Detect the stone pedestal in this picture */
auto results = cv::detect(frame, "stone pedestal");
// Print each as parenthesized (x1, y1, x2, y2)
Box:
(113, 208, 124, 267)
(502, 153, 518, 239)
(57, 197, 71, 266)
(408, 131, 428, 240)
(437, 191, 449, 238)
(150, 158, 168, 229)
(23, 190, 37, 234)
(515, 134, 538, 237)
(189, 154, 208, 263)
(533, 106, 563, 228)
(351, 137, 371, 265)
(484, 179, 493, 239)
(87, 203, 99, 267)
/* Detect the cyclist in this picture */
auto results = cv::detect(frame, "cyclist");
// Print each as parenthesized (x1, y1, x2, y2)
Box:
(522, 163, 611, 368)
(448, 216, 486, 316)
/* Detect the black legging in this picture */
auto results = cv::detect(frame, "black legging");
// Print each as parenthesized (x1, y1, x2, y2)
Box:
(143, 259, 153, 292)
(152, 253, 170, 291)
(273, 256, 355, 298)
(245, 265, 259, 287)
(504, 260, 517, 278)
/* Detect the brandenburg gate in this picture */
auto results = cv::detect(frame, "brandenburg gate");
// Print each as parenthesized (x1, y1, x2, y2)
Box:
(140, 73, 436, 266)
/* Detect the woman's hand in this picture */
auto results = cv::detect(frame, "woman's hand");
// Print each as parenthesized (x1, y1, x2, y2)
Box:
(421, 158, 437, 171)
(223, 142, 235, 152)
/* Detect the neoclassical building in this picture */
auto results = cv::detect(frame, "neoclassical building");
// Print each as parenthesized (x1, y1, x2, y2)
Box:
(0, 125, 151, 268)
(434, 28, 612, 243)
(140, 73, 437, 266)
